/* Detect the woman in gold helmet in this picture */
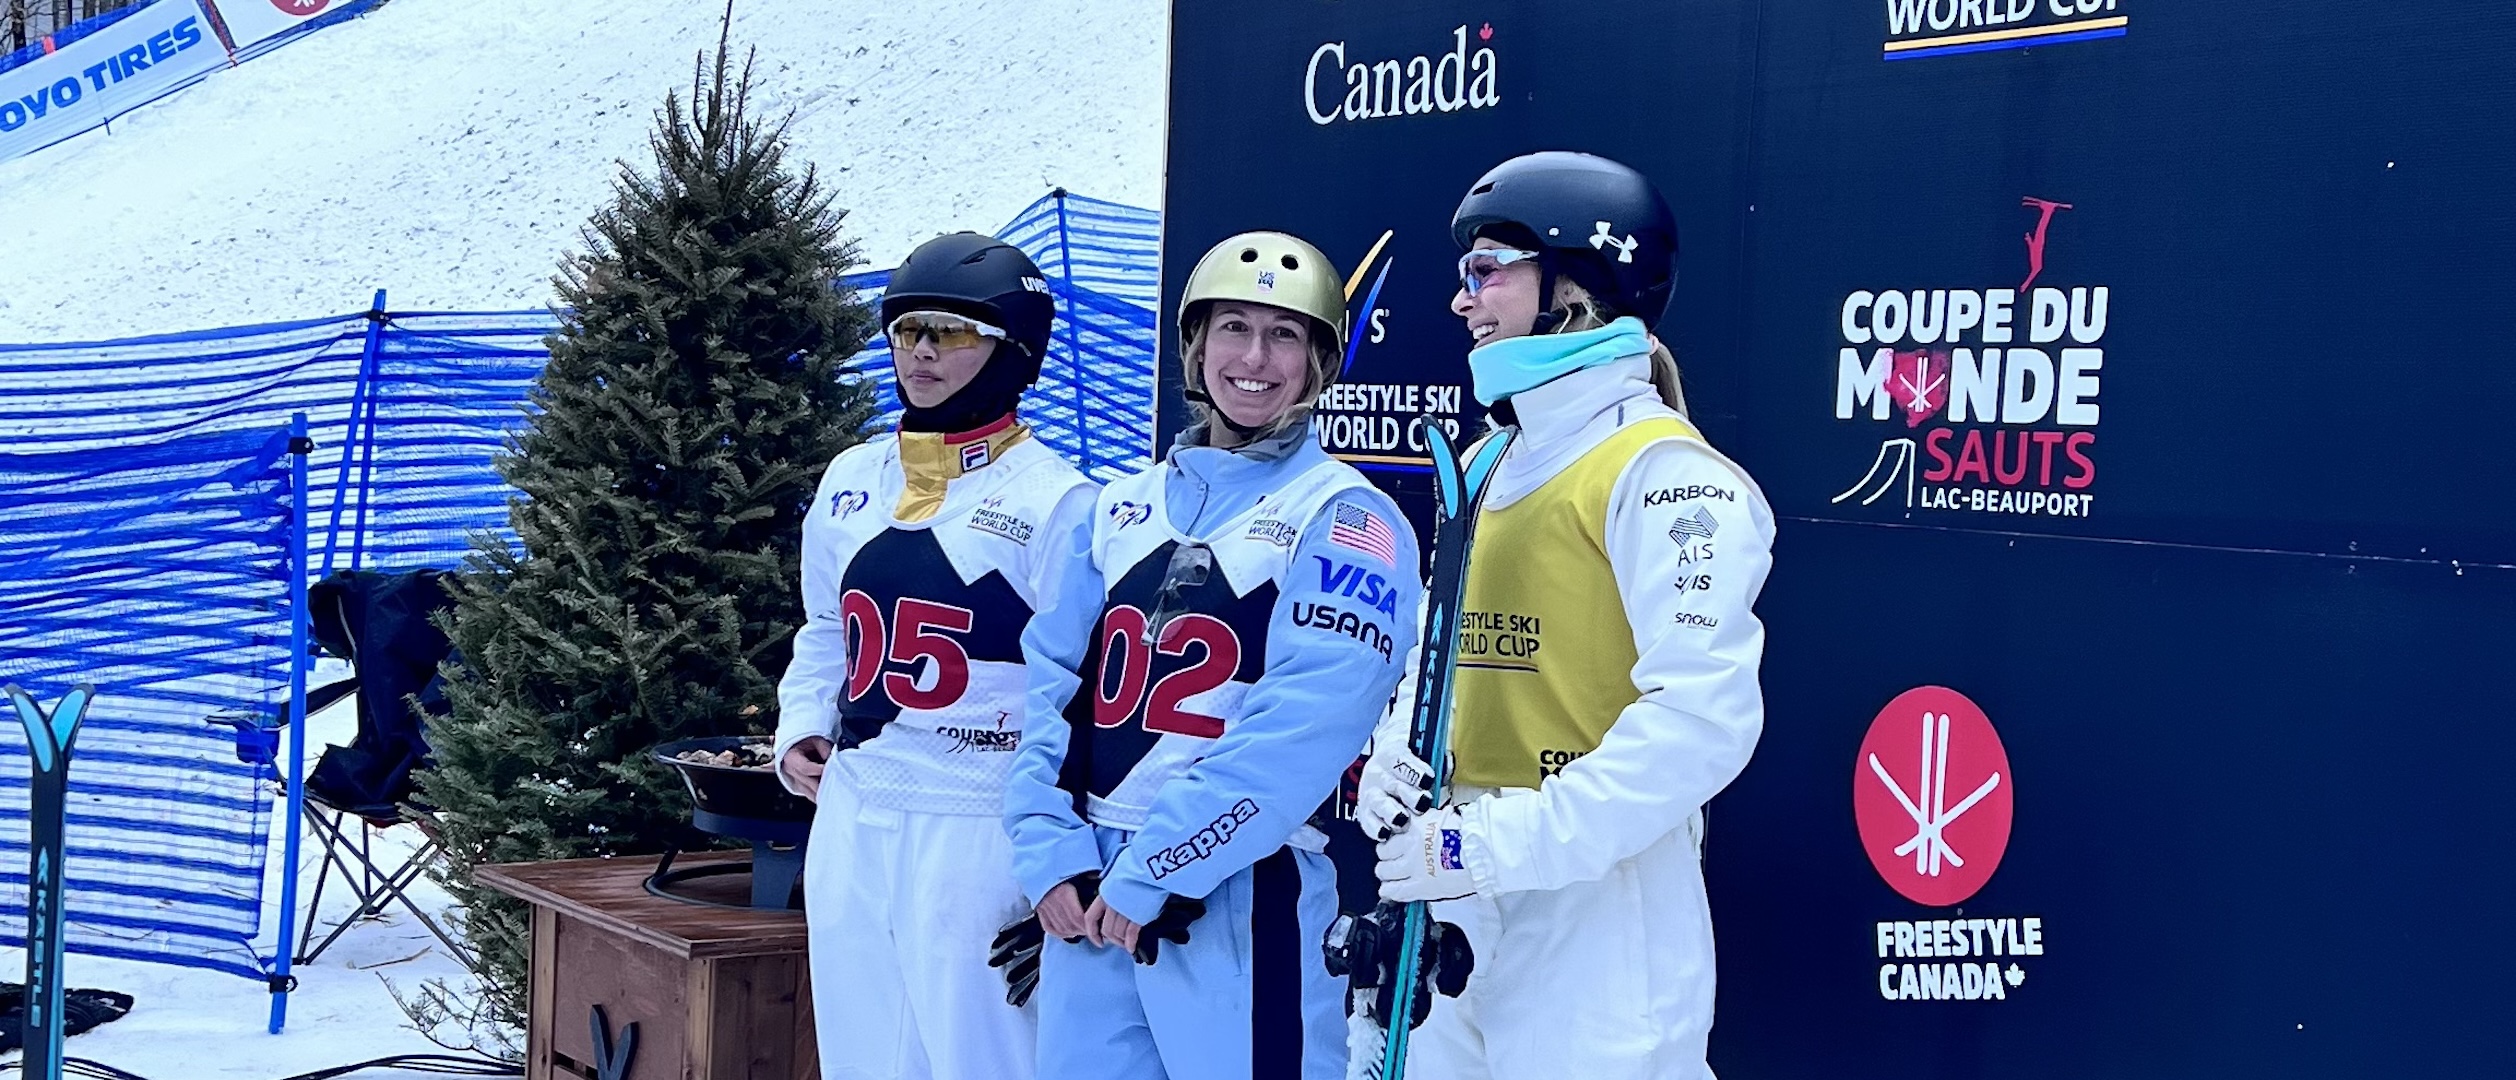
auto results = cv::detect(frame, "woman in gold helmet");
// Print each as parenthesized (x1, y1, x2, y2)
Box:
(1000, 231, 1423, 1079)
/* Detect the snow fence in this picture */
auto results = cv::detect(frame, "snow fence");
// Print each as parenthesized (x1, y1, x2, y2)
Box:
(0, 187, 1158, 1009)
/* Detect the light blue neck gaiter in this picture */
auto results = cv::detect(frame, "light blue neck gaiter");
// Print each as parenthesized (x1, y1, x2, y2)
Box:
(1466, 316, 1651, 406)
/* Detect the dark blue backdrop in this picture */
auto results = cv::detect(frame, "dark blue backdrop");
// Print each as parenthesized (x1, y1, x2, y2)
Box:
(1162, 1, 2516, 1074)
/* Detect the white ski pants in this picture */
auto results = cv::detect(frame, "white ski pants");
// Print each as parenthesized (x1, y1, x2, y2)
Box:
(1405, 811, 1717, 1080)
(804, 768, 1035, 1080)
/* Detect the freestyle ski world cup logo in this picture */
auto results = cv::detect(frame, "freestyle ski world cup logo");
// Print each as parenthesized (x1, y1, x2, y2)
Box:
(1855, 686, 2044, 1002)
(1832, 197, 2108, 520)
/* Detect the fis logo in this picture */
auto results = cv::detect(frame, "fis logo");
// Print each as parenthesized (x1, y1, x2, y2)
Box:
(1672, 574, 1713, 596)
(1313, 556, 1402, 617)
(829, 489, 870, 518)
(1109, 501, 1152, 528)
(1148, 799, 1262, 879)
(1668, 504, 1720, 542)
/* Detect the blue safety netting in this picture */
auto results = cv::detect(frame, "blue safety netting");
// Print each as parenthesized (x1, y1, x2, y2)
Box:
(0, 425, 301, 979)
(0, 189, 1159, 991)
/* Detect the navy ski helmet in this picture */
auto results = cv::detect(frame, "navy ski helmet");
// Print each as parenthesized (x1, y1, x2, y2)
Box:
(1450, 151, 1679, 327)
(880, 232, 1057, 376)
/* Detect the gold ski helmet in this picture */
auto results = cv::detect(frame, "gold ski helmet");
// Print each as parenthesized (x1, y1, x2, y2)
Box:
(1177, 231, 1350, 410)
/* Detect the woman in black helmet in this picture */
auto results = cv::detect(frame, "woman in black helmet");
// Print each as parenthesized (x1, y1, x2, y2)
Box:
(772, 231, 1098, 1080)
(1355, 152, 1777, 1080)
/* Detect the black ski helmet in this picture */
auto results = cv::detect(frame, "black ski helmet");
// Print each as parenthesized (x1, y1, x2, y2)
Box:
(1450, 151, 1679, 328)
(881, 232, 1058, 372)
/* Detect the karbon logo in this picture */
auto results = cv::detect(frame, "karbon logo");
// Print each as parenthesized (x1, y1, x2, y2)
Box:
(1305, 23, 1499, 126)
(1832, 197, 2108, 520)
(1854, 686, 2046, 1003)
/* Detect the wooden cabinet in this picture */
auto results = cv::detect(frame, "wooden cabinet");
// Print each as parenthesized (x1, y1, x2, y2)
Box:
(478, 854, 817, 1080)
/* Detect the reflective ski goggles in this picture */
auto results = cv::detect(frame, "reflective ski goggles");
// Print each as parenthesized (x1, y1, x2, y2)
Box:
(1143, 543, 1215, 646)
(1456, 248, 1543, 297)
(886, 310, 1008, 351)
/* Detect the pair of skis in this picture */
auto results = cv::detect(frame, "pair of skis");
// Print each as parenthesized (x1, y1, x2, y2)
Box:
(1345, 420, 1514, 1080)
(11, 684, 93, 1080)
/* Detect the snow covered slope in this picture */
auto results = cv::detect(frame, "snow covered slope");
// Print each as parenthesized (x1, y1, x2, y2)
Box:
(0, 0, 1167, 342)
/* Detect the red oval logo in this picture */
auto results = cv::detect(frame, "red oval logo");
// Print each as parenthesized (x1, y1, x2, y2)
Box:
(1853, 686, 2014, 906)
(270, 0, 332, 14)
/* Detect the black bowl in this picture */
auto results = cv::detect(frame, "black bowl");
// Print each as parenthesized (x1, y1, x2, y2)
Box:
(652, 736, 815, 824)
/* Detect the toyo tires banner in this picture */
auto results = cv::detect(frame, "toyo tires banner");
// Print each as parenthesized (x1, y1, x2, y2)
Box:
(0, 0, 376, 164)
(1162, 1, 2516, 1075)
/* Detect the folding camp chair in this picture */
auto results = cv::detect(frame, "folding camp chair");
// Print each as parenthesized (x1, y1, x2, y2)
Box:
(277, 569, 473, 971)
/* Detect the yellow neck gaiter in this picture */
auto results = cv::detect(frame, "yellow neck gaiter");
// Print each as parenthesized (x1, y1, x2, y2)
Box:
(895, 416, 1030, 523)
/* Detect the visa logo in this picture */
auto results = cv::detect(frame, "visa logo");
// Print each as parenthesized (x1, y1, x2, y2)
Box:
(1314, 556, 1401, 617)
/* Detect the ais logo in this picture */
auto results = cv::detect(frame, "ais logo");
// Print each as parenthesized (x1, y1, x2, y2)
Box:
(1305, 23, 1499, 125)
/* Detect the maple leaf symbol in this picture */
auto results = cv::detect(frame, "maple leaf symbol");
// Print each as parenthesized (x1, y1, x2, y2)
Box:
(1479, 23, 1495, 41)
(1890, 349, 1947, 429)
(2005, 964, 2026, 987)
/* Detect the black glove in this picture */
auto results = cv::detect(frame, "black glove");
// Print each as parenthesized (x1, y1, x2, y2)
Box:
(1131, 894, 1206, 965)
(1323, 901, 1474, 1030)
(988, 914, 1044, 1008)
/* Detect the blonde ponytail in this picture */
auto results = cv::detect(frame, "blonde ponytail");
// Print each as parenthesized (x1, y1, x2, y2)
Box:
(1551, 284, 1690, 417)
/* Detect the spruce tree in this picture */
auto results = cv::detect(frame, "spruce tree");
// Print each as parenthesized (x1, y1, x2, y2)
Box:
(423, 25, 876, 1026)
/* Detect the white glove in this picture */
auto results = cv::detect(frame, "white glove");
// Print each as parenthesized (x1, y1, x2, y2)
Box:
(1355, 738, 1438, 842)
(1375, 806, 1475, 903)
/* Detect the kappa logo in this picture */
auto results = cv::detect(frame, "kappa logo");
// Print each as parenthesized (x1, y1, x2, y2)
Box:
(1590, 221, 1638, 264)
(1109, 501, 1152, 528)
(1147, 799, 1262, 879)
(1667, 504, 1720, 542)
(829, 489, 871, 518)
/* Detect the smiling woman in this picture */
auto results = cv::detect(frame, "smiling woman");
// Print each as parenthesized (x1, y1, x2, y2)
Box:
(1176, 230, 1348, 447)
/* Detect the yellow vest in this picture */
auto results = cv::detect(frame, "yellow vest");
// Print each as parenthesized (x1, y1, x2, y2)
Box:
(1449, 415, 1703, 790)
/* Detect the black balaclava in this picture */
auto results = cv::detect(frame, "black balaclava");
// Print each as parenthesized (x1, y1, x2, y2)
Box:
(898, 334, 1034, 434)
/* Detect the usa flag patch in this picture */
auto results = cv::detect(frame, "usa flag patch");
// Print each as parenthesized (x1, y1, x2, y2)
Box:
(1328, 502, 1398, 564)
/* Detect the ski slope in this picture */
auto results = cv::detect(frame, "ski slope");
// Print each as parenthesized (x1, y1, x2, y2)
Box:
(0, 0, 1167, 343)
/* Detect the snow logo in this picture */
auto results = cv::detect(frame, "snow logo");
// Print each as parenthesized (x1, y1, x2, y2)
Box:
(1666, 504, 1718, 543)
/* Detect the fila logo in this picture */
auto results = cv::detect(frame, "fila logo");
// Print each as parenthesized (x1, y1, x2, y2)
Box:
(1591, 221, 1638, 264)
